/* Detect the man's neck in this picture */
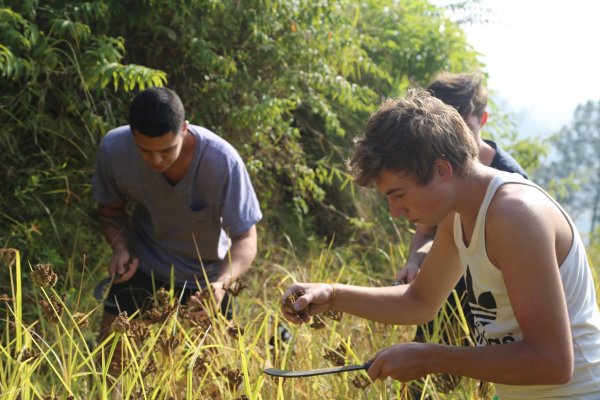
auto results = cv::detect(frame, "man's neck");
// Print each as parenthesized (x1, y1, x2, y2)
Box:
(164, 129, 196, 184)
(477, 138, 496, 167)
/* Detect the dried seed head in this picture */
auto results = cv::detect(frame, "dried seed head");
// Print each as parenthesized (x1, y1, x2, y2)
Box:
(309, 315, 326, 329)
(0, 248, 17, 266)
(191, 317, 212, 333)
(141, 359, 157, 378)
(158, 336, 180, 354)
(72, 312, 90, 329)
(129, 321, 151, 342)
(130, 387, 155, 400)
(323, 309, 343, 321)
(20, 348, 40, 363)
(193, 355, 208, 376)
(40, 297, 64, 324)
(179, 300, 207, 323)
(226, 324, 245, 339)
(155, 287, 170, 308)
(323, 349, 345, 366)
(351, 375, 371, 389)
(222, 279, 247, 297)
(30, 263, 58, 288)
(284, 287, 309, 319)
(220, 367, 243, 391)
(323, 343, 347, 366)
(283, 288, 305, 308)
(0, 294, 12, 303)
(143, 304, 178, 324)
(192, 288, 211, 302)
(111, 311, 130, 335)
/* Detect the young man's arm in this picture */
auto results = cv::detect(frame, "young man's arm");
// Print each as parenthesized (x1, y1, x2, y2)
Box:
(395, 223, 436, 283)
(211, 225, 258, 304)
(367, 186, 574, 385)
(282, 214, 463, 325)
(98, 204, 139, 283)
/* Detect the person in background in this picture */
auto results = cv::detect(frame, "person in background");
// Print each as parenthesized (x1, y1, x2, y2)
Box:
(92, 87, 262, 350)
(281, 89, 600, 399)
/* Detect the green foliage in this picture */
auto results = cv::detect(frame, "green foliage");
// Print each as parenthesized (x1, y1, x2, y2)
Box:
(535, 100, 600, 237)
(1, 0, 481, 261)
(0, 2, 164, 273)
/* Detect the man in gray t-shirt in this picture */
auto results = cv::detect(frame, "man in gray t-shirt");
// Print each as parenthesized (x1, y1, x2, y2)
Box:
(92, 87, 262, 340)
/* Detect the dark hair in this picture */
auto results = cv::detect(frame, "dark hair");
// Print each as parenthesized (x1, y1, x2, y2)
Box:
(426, 72, 487, 119)
(349, 89, 478, 187)
(128, 87, 185, 137)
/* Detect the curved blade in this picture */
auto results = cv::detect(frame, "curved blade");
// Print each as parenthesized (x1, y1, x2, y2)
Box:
(264, 361, 371, 378)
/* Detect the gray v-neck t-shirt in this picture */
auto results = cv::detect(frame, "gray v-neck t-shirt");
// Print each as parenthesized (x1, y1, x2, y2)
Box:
(92, 125, 262, 288)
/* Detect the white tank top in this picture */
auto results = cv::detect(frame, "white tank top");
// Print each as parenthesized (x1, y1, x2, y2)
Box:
(453, 173, 600, 399)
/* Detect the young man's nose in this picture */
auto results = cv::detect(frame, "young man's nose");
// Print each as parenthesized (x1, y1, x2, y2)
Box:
(387, 199, 408, 218)
(150, 153, 163, 164)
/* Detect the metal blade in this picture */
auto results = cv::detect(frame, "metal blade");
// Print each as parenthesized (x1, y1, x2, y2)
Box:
(264, 361, 371, 378)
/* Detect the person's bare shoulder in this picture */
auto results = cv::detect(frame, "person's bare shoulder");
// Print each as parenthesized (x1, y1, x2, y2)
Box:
(488, 183, 557, 227)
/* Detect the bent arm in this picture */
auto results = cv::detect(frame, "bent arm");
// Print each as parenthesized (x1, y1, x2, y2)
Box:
(98, 203, 139, 281)
(406, 224, 436, 267)
(98, 204, 128, 252)
(287, 216, 462, 325)
(216, 225, 258, 286)
(370, 189, 574, 385)
(395, 223, 436, 283)
(432, 190, 573, 384)
(482, 189, 573, 383)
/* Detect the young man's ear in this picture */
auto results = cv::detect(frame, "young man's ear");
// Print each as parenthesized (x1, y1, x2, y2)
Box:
(435, 158, 453, 182)
(181, 120, 190, 133)
(480, 110, 488, 127)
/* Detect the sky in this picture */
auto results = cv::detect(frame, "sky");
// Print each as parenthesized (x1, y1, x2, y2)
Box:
(438, 0, 600, 138)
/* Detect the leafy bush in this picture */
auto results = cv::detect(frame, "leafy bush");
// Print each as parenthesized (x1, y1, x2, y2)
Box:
(1, 0, 479, 264)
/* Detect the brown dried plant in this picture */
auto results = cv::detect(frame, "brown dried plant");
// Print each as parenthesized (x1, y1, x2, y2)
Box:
(226, 324, 245, 339)
(193, 354, 208, 376)
(40, 295, 64, 324)
(30, 263, 58, 288)
(72, 312, 90, 329)
(141, 358, 157, 379)
(158, 335, 180, 355)
(20, 348, 40, 363)
(309, 315, 326, 329)
(155, 287, 171, 307)
(323, 309, 343, 321)
(0, 248, 17, 266)
(129, 320, 151, 342)
(284, 287, 310, 320)
(220, 367, 243, 391)
(222, 279, 247, 297)
(111, 311, 131, 335)
(323, 343, 347, 366)
(143, 303, 178, 324)
(351, 375, 371, 389)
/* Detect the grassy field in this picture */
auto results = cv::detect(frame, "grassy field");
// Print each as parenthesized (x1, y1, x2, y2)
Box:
(1, 235, 599, 399)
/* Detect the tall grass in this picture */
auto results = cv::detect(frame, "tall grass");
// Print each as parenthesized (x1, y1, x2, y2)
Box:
(1, 238, 599, 399)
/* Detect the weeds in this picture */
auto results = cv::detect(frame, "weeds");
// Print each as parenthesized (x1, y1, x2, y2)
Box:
(4, 241, 586, 399)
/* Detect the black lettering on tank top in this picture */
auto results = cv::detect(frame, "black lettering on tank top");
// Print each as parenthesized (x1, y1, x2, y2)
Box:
(465, 266, 516, 345)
